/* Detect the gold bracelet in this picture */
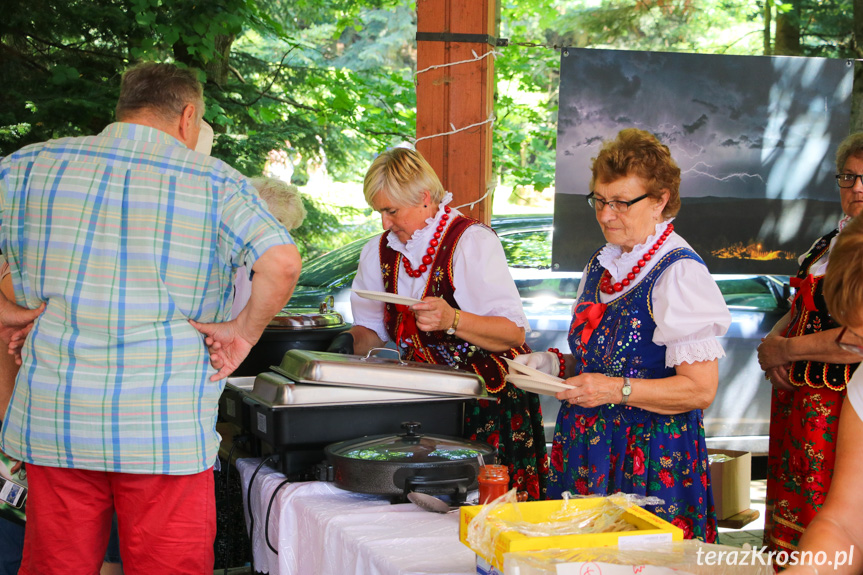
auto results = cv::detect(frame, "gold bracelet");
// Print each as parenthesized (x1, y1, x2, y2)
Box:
(446, 309, 461, 335)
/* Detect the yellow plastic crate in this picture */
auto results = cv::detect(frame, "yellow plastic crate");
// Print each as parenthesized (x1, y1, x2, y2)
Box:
(459, 496, 684, 571)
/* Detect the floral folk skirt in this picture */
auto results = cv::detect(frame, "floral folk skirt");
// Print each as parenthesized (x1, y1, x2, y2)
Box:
(547, 403, 718, 543)
(763, 384, 846, 552)
(464, 381, 549, 501)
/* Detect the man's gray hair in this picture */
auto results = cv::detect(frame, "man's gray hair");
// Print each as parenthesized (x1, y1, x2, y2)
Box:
(115, 62, 204, 123)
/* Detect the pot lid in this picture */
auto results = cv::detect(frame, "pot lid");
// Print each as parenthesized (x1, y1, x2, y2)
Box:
(268, 295, 345, 329)
(267, 309, 345, 330)
(325, 422, 495, 463)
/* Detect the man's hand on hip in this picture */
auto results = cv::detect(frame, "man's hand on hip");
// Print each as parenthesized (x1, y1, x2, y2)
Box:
(189, 319, 255, 382)
(0, 288, 45, 365)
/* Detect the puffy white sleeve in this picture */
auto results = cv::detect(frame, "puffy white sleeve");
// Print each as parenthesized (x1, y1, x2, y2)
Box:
(652, 259, 731, 367)
(349, 236, 390, 342)
(451, 225, 530, 330)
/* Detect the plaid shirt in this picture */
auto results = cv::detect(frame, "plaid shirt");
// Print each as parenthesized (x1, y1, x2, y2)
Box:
(0, 123, 293, 475)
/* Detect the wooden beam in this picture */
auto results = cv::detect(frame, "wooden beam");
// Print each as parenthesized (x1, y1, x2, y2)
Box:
(416, 0, 496, 225)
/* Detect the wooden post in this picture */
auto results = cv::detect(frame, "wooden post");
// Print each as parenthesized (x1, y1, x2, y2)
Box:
(416, 0, 497, 225)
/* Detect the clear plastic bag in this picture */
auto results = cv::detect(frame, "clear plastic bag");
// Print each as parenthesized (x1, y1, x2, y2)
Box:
(466, 490, 664, 562)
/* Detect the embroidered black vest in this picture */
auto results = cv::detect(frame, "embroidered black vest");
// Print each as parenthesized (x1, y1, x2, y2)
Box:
(379, 215, 531, 394)
(784, 229, 858, 390)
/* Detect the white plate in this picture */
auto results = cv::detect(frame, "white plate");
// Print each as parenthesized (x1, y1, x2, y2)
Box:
(503, 357, 565, 384)
(352, 289, 422, 306)
(505, 374, 572, 397)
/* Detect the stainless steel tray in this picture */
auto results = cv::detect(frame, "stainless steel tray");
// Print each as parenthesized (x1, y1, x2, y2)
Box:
(234, 371, 467, 409)
(270, 348, 486, 397)
(225, 377, 256, 392)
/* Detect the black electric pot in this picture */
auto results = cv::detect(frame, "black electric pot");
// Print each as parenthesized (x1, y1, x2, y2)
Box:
(324, 422, 496, 502)
(233, 301, 348, 376)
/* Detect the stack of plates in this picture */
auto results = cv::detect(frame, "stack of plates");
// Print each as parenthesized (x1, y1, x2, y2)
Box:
(503, 358, 572, 396)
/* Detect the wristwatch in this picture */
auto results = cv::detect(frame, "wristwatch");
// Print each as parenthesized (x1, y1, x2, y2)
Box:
(446, 309, 461, 335)
(621, 376, 632, 405)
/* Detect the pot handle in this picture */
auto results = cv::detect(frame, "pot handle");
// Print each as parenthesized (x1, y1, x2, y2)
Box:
(404, 475, 472, 501)
(362, 347, 406, 364)
(319, 295, 335, 314)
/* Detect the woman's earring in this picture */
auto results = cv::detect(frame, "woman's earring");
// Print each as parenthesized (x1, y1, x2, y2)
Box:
(424, 204, 428, 208)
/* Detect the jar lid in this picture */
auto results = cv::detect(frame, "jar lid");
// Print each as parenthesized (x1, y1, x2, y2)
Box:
(478, 464, 509, 479)
(325, 422, 495, 463)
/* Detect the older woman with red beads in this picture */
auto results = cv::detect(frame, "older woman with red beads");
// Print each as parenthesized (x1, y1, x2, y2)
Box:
(515, 128, 731, 541)
(326, 147, 549, 500)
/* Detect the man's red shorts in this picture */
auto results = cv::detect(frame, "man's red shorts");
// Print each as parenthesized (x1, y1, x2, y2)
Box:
(20, 464, 216, 575)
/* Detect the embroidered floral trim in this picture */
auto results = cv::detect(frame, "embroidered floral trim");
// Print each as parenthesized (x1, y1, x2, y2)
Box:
(385, 192, 454, 267)
(598, 218, 675, 282)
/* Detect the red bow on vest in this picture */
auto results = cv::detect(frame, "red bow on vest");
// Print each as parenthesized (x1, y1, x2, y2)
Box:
(394, 304, 425, 360)
(790, 274, 817, 312)
(570, 301, 608, 345)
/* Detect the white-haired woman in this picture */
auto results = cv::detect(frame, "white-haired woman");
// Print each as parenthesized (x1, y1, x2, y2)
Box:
(230, 177, 307, 317)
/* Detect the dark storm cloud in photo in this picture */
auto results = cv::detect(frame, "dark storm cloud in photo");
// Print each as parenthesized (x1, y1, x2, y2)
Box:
(553, 48, 853, 274)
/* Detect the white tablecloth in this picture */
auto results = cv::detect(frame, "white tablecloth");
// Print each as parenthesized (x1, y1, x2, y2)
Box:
(237, 458, 477, 575)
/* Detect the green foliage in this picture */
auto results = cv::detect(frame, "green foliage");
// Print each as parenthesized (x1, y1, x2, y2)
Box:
(2, 0, 858, 257)
(0, 0, 414, 258)
(789, 0, 854, 58)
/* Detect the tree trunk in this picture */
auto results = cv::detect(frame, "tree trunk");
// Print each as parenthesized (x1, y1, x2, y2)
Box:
(774, 0, 800, 56)
(851, 0, 863, 133)
(763, 0, 772, 55)
(173, 34, 236, 89)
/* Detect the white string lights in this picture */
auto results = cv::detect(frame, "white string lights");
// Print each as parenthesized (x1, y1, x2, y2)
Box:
(414, 49, 501, 79)
(413, 114, 495, 145)
(412, 47, 500, 145)
(413, 47, 499, 210)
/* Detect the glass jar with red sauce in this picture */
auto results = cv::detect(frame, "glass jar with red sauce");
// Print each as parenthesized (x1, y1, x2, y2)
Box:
(477, 464, 509, 504)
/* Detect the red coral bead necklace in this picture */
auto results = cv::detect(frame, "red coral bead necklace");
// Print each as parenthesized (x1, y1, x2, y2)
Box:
(403, 205, 451, 278)
(600, 223, 674, 295)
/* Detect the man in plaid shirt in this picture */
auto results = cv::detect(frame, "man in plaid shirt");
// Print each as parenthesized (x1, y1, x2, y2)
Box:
(0, 62, 301, 573)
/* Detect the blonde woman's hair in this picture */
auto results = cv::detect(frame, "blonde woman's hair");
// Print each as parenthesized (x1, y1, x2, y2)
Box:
(590, 128, 682, 219)
(363, 147, 445, 207)
(824, 215, 863, 327)
(250, 177, 307, 231)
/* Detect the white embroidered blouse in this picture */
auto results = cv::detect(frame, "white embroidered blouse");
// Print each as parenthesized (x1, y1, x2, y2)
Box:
(576, 219, 732, 368)
(350, 193, 530, 343)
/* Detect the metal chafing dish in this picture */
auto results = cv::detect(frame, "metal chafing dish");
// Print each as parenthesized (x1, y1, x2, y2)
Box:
(230, 349, 488, 477)
(270, 348, 486, 397)
(231, 300, 349, 377)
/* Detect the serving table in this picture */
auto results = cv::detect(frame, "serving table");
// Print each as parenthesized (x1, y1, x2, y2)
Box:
(237, 458, 477, 575)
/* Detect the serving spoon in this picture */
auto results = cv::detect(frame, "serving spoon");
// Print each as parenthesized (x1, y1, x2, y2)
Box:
(407, 491, 458, 514)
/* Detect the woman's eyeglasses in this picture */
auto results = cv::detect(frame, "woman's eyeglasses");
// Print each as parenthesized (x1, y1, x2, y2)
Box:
(586, 193, 649, 213)
(835, 326, 863, 356)
(835, 174, 863, 188)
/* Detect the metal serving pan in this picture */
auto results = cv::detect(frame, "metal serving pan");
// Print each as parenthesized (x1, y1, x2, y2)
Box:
(236, 372, 474, 477)
(240, 371, 460, 408)
(270, 348, 487, 397)
(220, 378, 255, 429)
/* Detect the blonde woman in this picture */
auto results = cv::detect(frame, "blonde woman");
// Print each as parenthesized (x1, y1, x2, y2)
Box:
(332, 147, 548, 500)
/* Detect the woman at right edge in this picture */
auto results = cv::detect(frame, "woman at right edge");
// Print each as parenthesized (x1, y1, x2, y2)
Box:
(757, 133, 863, 557)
